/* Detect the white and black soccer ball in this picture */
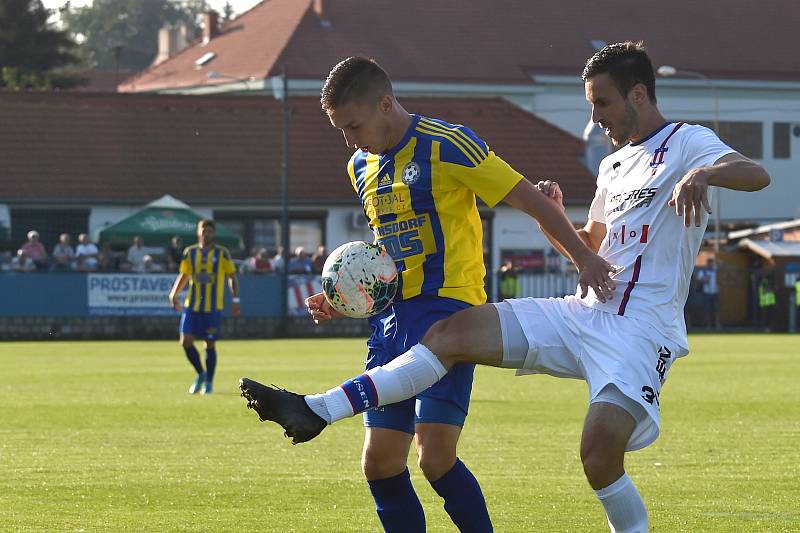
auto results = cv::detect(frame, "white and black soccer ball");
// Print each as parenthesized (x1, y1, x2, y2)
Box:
(321, 241, 398, 319)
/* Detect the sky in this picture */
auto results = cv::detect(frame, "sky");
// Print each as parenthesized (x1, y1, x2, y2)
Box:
(42, 0, 263, 19)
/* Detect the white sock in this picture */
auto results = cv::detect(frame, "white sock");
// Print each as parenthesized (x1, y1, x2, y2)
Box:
(304, 343, 448, 425)
(595, 473, 648, 533)
(366, 343, 448, 405)
(305, 387, 351, 424)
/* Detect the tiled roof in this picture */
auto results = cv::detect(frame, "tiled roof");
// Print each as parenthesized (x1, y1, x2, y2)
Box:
(0, 91, 595, 205)
(120, 0, 800, 93)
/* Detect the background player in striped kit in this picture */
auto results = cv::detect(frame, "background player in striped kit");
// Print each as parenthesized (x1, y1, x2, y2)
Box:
(169, 219, 239, 395)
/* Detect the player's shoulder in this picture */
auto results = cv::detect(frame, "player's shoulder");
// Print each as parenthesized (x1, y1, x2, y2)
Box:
(414, 115, 489, 168)
(182, 244, 198, 257)
(214, 244, 233, 258)
(672, 122, 719, 143)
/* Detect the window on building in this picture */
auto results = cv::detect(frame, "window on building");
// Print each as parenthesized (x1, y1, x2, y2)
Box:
(10, 208, 89, 251)
(215, 212, 325, 257)
(773, 122, 790, 159)
(696, 121, 762, 159)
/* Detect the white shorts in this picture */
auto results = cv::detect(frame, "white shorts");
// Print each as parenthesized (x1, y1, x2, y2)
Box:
(504, 295, 679, 451)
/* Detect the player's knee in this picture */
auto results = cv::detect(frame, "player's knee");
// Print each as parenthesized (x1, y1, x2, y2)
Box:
(361, 454, 407, 481)
(417, 445, 456, 481)
(580, 436, 624, 488)
(421, 317, 461, 365)
(180, 336, 193, 348)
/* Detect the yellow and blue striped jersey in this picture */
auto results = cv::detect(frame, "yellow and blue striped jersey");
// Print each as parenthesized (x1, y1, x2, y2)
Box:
(347, 114, 523, 305)
(179, 244, 237, 312)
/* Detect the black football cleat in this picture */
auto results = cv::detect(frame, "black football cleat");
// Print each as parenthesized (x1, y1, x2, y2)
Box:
(239, 377, 327, 445)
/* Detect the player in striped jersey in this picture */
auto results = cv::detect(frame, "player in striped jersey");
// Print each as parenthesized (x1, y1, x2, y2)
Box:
(169, 219, 240, 395)
(240, 57, 615, 532)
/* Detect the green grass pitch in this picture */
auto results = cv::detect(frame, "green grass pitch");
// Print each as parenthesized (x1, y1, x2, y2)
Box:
(1, 334, 799, 532)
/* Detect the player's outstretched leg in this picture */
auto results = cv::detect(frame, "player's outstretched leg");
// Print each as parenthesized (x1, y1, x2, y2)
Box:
(239, 378, 327, 444)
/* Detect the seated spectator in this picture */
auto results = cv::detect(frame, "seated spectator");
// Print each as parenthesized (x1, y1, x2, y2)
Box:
(11, 249, 36, 273)
(140, 254, 164, 273)
(311, 246, 327, 274)
(167, 235, 183, 272)
(123, 235, 147, 272)
(248, 248, 272, 273)
(288, 246, 312, 274)
(271, 246, 285, 272)
(75, 233, 100, 272)
(20, 230, 48, 270)
(51, 233, 75, 272)
(97, 243, 119, 272)
(0, 250, 12, 272)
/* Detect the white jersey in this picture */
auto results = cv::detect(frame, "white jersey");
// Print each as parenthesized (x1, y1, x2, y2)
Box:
(577, 122, 735, 353)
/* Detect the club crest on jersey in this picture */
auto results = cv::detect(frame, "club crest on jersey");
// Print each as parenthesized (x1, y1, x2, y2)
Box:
(401, 162, 421, 185)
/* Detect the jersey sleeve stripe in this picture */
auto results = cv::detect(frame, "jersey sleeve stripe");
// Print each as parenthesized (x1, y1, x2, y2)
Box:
(415, 124, 480, 167)
(417, 119, 486, 163)
(419, 118, 488, 159)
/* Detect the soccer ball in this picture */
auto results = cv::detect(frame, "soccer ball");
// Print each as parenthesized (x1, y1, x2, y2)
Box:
(321, 241, 399, 319)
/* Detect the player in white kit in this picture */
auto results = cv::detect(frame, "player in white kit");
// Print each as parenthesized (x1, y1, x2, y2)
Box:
(242, 42, 770, 532)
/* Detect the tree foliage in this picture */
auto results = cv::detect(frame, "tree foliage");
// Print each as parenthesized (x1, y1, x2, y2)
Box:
(0, 0, 81, 89)
(61, 0, 212, 72)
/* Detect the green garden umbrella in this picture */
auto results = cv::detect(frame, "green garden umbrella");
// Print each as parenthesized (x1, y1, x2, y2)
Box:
(98, 195, 243, 250)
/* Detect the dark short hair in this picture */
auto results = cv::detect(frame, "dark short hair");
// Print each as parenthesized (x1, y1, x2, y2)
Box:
(582, 41, 657, 103)
(320, 57, 393, 111)
(198, 219, 215, 229)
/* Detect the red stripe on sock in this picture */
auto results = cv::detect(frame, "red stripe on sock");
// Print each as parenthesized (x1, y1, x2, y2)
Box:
(361, 372, 380, 406)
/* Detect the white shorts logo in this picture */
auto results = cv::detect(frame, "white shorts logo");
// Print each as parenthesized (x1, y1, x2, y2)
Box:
(402, 162, 421, 185)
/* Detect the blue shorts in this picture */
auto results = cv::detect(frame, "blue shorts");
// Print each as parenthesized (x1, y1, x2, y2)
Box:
(363, 295, 475, 434)
(179, 310, 222, 341)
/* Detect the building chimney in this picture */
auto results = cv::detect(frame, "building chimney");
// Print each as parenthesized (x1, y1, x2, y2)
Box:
(153, 25, 189, 66)
(202, 11, 220, 44)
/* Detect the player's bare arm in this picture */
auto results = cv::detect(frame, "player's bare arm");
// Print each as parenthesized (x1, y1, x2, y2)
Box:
(534, 179, 607, 254)
(503, 178, 616, 301)
(228, 274, 241, 317)
(669, 152, 770, 227)
(306, 292, 343, 324)
(168, 273, 190, 312)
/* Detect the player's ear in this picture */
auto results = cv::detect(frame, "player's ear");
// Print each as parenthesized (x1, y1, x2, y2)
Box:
(378, 94, 393, 114)
(630, 83, 646, 105)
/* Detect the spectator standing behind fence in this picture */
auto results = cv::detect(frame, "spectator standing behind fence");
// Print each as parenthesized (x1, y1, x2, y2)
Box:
(249, 248, 272, 273)
(758, 274, 776, 332)
(499, 260, 521, 300)
(167, 235, 183, 272)
(696, 257, 721, 330)
(311, 246, 327, 274)
(11, 249, 36, 272)
(271, 246, 285, 272)
(125, 236, 147, 272)
(288, 246, 313, 274)
(51, 233, 75, 272)
(21, 230, 47, 270)
(75, 233, 99, 272)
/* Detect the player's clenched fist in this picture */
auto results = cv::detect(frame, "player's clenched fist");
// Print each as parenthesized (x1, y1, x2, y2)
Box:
(536, 180, 565, 211)
(305, 292, 343, 324)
